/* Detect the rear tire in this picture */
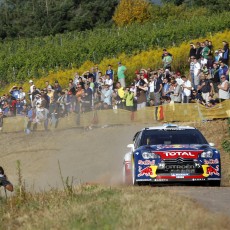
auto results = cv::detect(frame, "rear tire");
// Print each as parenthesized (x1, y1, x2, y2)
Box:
(123, 162, 132, 185)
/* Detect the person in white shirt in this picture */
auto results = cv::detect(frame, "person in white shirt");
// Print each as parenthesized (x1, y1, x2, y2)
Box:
(181, 75, 192, 103)
(218, 75, 230, 101)
(193, 57, 201, 90)
(104, 74, 113, 90)
(28, 79, 35, 104)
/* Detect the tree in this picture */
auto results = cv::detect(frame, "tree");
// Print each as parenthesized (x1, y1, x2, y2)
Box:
(113, 0, 152, 27)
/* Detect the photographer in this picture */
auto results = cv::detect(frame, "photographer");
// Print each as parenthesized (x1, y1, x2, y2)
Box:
(0, 166, 13, 192)
(124, 87, 134, 111)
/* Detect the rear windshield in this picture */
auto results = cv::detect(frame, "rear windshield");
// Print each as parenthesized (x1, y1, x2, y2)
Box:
(140, 129, 208, 146)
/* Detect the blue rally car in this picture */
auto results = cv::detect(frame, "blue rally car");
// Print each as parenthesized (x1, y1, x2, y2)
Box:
(123, 124, 221, 186)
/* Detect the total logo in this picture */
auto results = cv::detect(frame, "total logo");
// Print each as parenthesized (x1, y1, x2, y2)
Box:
(164, 152, 195, 157)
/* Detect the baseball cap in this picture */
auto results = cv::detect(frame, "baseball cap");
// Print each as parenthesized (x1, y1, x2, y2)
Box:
(29, 80, 33, 83)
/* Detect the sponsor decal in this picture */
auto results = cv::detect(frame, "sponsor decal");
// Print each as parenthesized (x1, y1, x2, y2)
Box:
(203, 159, 219, 165)
(202, 165, 220, 177)
(154, 179, 168, 182)
(171, 173, 189, 178)
(138, 166, 158, 178)
(164, 152, 195, 157)
(138, 160, 156, 165)
(165, 165, 195, 170)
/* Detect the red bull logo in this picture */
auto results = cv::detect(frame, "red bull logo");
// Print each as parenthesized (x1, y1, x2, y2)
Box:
(202, 165, 220, 177)
(138, 166, 158, 178)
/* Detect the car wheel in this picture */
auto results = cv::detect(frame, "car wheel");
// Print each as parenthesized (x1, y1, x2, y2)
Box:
(208, 180, 221, 187)
(132, 157, 138, 186)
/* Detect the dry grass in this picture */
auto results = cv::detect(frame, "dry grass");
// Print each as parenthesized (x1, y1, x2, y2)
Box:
(1, 185, 230, 230)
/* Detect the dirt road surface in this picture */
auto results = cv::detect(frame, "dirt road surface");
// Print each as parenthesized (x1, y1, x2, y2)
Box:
(0, 124, 229, 217)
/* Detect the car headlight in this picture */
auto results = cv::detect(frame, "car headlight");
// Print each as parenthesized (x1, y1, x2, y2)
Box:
(201, 150, 213, 158)
(142, 152, 160, 159)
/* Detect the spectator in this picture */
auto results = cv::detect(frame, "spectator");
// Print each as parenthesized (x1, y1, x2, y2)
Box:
(170, 80, 182, 103)
(162, 78, 171, 97)
(153, 72, 162, 106)
(198, 73, 214, 104)
(124, 86, 134, 111)
(214, 50, 221, 62)
(9, 86, 20, 99)
(218, 61, 229, 81)
(28, 79, 35, 103)
(222, 41, 229, 65)
(136, 83, 148, 110)
(201, 42, 210, 60)
(104, 74, 113, 90)
(192, 57, 201, 90)
(181, 76, 192, 103)
(188, 43, 196, 61)
(101, 84, 112, 109)
(105, 64, 114, 80)
(81, 83, 92, 112)
(218, 75, 230, 101)
(211, 62, 220, 93)
(16, 98, 24, 115)
(162, 51, 173, 71)
(116, 82, 125, 109)
(45, 81, 53, 90)
(18, 87, 26, 104)
(117, 62, 127, 88)
(53, 80, 62, 101)
(0, 166, 13, 192)
(195, 42, 203, 60)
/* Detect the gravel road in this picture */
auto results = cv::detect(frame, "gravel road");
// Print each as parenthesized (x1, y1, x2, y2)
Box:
(0, 123, 229, 216)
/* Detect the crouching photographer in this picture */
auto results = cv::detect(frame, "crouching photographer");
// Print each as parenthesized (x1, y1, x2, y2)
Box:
(0, 166, 13, 192)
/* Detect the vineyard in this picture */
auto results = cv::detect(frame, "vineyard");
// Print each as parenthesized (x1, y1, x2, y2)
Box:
(0, 11, 230, 88)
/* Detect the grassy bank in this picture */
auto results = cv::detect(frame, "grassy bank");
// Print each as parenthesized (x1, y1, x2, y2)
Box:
(1, 185, 230, 230)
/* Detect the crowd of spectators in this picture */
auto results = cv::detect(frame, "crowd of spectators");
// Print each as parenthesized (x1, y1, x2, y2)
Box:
(0, 40, 229, 132)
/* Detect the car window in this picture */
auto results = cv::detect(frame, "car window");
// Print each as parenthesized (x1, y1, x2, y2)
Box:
(134, 132, 142, 149)
(140, 129, 208, 146)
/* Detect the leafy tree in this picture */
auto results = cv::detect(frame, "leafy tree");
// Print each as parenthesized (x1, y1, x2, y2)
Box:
(113, 0, 152, 27)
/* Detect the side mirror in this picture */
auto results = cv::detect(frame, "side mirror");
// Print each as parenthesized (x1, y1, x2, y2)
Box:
(127, 144, 134, 151)
(209, 143, 215, 147)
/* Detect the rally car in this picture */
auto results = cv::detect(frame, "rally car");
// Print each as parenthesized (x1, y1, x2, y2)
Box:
(123, 124, 221, 186)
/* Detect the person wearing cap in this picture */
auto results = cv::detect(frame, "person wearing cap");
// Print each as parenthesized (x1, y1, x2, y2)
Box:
(218, 75, 230, 101)
(9, 86, 20, 100)
(117, 62, 127, 88)
(0, 166, 13, 192)
(214, 50, 221, 62)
